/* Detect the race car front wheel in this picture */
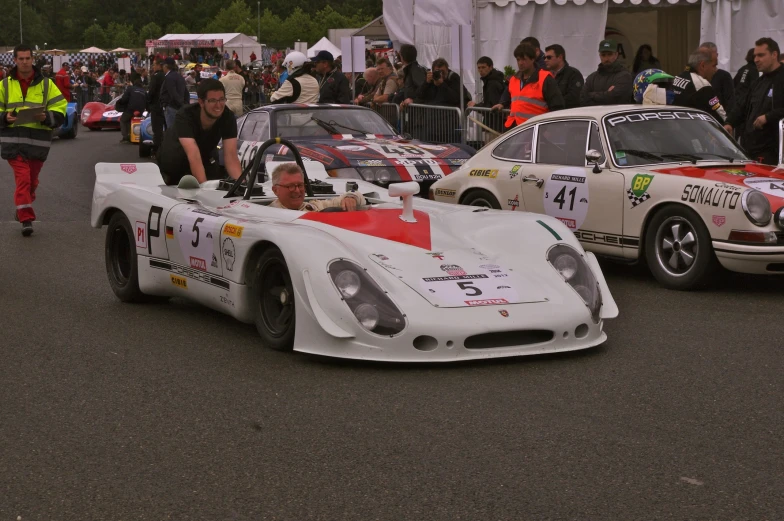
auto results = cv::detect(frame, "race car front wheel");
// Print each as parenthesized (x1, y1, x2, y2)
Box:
(105, 212, 145, 302)
(460, 189, 502, 209)
(252, 247, 296, 351)
(644, 205, 717, 290)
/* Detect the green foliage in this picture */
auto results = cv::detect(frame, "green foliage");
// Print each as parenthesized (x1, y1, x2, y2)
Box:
(0, 0, 52, 47)
(203, 0, 252, 33)
(82, 24, 108, 49)
(166, 22, 190, 35)
(107, 22, 138, 49)
(503, 65, 516, 79)
(138, 22, 163, 44)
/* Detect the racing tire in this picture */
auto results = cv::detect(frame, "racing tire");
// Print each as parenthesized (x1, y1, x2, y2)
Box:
(252, 247, 296, 351)
(460, 189, 502, 209)
(62, 123, 77, 140)
(105, 212, 145, 302)
(644, 205, 717, 290)
(139, 142, 151, 158)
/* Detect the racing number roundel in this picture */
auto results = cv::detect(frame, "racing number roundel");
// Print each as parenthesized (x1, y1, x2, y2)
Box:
(543, 167, 589, 230)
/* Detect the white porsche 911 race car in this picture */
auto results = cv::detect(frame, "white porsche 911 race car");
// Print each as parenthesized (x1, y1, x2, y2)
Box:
(91, 143, 618, 362)
(431, 106, 784, 290)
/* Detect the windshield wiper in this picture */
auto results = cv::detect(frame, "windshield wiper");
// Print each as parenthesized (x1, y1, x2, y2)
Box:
(690, 152, 738, 163)
(310, 116, 340, 134)
(615, 149, 663, 162)
(326, 119, 372, 135)
(660, 153, 700, 164)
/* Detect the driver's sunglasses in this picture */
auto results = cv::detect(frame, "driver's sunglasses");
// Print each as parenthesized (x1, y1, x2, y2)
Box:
(275, 183, 306, 192)
(206, 97, 227, 104)
(544, 55, 555, 61)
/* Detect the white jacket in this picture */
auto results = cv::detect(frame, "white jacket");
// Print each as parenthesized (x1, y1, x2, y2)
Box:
(271, 73, 320, 104)
(220, 71, 245, 115)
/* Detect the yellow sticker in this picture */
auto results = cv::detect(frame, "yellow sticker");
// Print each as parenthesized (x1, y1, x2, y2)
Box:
(435, 188, 456, 197)
(223, 223, 244, 238)
(170, 275, 188, 289)
(468, 169, 498, 178)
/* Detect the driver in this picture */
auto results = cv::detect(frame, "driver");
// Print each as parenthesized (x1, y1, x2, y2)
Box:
(269, 163, 365, 211)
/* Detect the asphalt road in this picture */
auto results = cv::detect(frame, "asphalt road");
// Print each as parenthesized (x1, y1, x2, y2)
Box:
(0, 129, 782, 521)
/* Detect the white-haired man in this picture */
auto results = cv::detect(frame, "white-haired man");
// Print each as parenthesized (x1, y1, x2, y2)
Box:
(269, 163, 365, 211)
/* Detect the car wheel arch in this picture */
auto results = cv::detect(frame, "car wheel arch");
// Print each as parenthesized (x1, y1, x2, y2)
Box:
(637, 201, 711, 261)
(243, 240, 280, 287)
(458, 187, 502, 208)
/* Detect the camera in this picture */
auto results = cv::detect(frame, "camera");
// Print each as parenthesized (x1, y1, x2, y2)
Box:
(432, 70, 442, 81)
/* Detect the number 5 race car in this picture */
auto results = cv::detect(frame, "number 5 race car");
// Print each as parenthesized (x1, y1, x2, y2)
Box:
(431, 106, 784, 290)
(91, 141, 617, 362)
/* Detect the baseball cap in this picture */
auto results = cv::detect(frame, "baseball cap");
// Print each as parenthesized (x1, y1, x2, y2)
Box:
(599, 39, 617, 52)
(313, 50, 334, 62)
(164, 57, 177, 68)
(81, 66, 88, 72)
(62, 62, 70, 68)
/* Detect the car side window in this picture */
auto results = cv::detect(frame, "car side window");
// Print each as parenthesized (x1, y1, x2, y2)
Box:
(588, 123, 606, 165)
(492, 127, 534, 162)
(535, 120, 590, 167)
(239, 112, 270, 142)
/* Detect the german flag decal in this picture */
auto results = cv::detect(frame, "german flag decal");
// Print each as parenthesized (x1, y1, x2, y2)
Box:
(166, 226, 174, 239)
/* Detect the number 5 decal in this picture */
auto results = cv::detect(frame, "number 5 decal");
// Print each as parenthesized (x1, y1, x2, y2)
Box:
(457, 281, 483, 296)
(191, 217, 204, 247)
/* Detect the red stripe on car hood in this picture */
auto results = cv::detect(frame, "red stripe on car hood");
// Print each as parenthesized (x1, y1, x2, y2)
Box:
(298, 208, 431, 250)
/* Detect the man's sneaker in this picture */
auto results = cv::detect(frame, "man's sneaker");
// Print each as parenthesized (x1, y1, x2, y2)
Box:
(120, 138, 131, 144)
(21, 221, 33, 237)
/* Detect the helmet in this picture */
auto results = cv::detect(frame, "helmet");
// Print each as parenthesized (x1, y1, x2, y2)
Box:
(283, 51, 308, 74)
(633, 68, 674, 104)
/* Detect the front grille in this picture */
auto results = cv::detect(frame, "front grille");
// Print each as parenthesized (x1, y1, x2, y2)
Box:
(464, 330, 554, 350)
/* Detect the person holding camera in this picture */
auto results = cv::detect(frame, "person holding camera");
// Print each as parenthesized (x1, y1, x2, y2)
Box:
(414, 58, 471, 108)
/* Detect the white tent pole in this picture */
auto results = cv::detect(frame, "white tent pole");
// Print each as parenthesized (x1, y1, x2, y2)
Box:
(459, 24, 466, 145)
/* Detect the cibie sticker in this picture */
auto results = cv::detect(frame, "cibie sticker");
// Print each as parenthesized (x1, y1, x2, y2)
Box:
(170, 275, 188, 289)
(743, 177, 784, 198)
(543, 167, 589, 230)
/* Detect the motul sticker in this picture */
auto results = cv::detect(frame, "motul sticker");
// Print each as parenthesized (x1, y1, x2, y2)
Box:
(120, 164, 137, 174)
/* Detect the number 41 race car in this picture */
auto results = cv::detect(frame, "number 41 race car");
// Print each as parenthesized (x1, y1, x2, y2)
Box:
(91, 144, 617, 362)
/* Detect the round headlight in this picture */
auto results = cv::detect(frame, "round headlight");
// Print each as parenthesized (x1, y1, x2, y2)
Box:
(553, 253, 579, 281)
(334, 269, 361, 298)
(132, 126, 141, 136)
(376, 169, 392, 183)
(573, 284, 592, 302)
(81, 110, 91, 121)
(354, 303, 379, 330)
(358, 168, 375, 182)
(774, 207, 784, 229)
(741, 189, 772, 226)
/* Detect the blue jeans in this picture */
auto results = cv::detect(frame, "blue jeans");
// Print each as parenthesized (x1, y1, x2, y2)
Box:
(164, 106, 178, 130)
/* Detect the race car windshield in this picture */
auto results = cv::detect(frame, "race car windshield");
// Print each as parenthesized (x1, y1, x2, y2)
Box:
(603, 110, 748, 167)
(276, 109, 396, 138)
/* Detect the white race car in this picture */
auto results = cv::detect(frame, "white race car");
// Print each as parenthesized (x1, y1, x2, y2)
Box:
(431, 105, 784, 290)
(91, 147, 618, 362)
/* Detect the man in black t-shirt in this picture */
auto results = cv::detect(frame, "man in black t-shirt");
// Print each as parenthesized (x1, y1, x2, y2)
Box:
(671, 49, 727, 124)
(158, 79, 243, 185)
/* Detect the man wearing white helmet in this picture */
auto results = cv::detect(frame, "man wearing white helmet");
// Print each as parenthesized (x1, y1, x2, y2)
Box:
(271, 51, 320, 104)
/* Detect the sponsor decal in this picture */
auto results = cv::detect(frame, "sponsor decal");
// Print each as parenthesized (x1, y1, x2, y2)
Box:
(544, 167, 590, 227)
(165, 226, 174, 239)
(440, 264, 467, 277)
(508, 195, 520, 210)
(499, 310, 509, 317)
(220, 295, 234, 307)
(465, 298, 509, 306)
(418, 144, 446, 151)
(336, 145, 366, 151)
(103, 110, 122, 118)
(413, 167, 442, 181)
(479, 264, 500, 269)
(135, 221, 146, 248)
(510, 165, 521, 179)
(573, 230, 640, 248)
(423, 274, 488, 282)
(170, 275, 188, 289)
(190, 256, 207, 271)
(627, 173, 654, 208)
(468, 169, 498, 178)
(223, 223, 244, 238)
(394, 159, 440, 166)
(151, 260, 230, 290)
(434, 188, 456, 198)
(222, 238, 236, 271)
(357, 159, 384, 167)
(373, 254, 390, 260)
(721, 169, 753, 177)
(743, 177, 784, 198)
(206, 232, 213, 239)
(712, 215, 726, 227)
(606, 111, 713, 127)
(557, 217, 577, 229)
(715, 182, 742, 191)
(449, 158, 468, 165)
(120, 164, 137, 174)
(211, 254, 219, 268)
(427, 252, 445, 260)
(497, 285, 511, 289)
(681, 184, 740, 209)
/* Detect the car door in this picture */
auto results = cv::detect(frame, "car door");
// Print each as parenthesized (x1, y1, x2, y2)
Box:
(488, 126, 534, 211)
(520, 119, 626, 257)
(164, 204, 229, 278)
(237, 111, 271, 170)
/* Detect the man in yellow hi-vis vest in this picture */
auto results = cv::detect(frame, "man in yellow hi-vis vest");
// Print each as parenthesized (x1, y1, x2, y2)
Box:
(0, 45, 67, 236)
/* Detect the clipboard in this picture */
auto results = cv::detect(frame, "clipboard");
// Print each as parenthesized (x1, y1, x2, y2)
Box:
(13, 106, 45, 125)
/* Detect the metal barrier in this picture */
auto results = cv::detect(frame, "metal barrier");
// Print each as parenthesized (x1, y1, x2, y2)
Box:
(373, 103, 401, 131)
(401, 103, 463, 145)
(465, 107, 510, 150)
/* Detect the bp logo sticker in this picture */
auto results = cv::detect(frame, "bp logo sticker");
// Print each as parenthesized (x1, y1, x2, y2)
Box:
(627, 174, 653, 208)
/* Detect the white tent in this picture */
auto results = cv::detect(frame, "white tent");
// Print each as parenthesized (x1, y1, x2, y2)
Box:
(151, 33, 263, 64)
(111, 47, 133, 53)
(307, 37, 343, 59)
(80, 46, 108, 54)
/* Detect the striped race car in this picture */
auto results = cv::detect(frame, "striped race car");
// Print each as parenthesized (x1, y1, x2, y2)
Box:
(226, 104, 475, 191)
(81, 95, 124, 130)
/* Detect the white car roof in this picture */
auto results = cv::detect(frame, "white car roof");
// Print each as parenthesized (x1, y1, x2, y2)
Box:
(524, 104, 700, 125)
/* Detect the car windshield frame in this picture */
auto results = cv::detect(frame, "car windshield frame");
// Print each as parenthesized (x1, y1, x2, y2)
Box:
(601, 109, 750, 168)
(273, 107, 398, 139)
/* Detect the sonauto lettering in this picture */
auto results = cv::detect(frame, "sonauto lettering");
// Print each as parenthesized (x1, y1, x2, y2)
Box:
(681, 184, 740, 209)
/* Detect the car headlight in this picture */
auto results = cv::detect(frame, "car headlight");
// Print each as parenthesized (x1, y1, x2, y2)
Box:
(741, 189, 771, 226)
(81, 109, 91, 122)
(774, 207, 784, 229)
(547, 244, 602, 323)
(357, 167, 400, 185)
(329, 259, 406, 336)
(132, 126, 141, 136)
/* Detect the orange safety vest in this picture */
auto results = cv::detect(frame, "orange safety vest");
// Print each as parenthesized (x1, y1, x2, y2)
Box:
(505, 69, 552, 128)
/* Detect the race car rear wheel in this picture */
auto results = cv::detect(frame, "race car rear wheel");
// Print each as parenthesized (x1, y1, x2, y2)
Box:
(252, 247, 296, 351)
(644, 205, 717, 290)
(460, 189, 502, 209)
(105, 212, 145, 302)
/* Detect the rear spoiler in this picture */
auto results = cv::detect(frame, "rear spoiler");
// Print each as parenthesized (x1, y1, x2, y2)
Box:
(95, 162, 165, 186)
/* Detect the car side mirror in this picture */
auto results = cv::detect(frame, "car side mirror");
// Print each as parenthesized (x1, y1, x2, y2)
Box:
(586, 149, 603, 173)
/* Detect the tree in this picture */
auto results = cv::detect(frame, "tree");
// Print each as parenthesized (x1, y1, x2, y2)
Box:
(82, 23, 108, 49)
(0, 0, 52, 47)
(203, 0, 252, 33)
(166, 22, 189, 35)
(138, 22, 163, 45)
(279, 7, 313, 46)
(107, 22, 137, 49)
(257, 8, 283, 47)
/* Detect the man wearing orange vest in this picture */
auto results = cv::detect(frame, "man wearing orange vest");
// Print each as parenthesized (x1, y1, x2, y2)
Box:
(492, 42, 564, 129)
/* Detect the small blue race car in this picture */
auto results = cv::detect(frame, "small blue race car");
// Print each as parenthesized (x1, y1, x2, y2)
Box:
(138, 92, 198, 157)
(53, 102, 79, 140)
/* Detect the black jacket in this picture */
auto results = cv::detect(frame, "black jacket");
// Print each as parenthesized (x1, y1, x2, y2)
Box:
(671, 70, 726, 123)
(553, 62, 584, 109)
(477, 69, 506, 108)
(116, 85, 148, 115)
(160, 70, 188, 110)
(499, 67, 565, 112)
(415, 70, 471, 107)
(733, 63, 758, 124)
(727, 65, 784, 157)
(317, 68, 351, 104)
(580, 61, 633, 106)
(147, 70, 165, 108)
(402, 60, 427, 101)
(711, 69, 735, 115)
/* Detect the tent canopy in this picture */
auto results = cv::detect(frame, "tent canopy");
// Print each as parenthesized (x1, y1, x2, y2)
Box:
(111, 47, 132, 53)
(307, 37, 342, 59)
(151, 33, 263, 64)
(80, 46, 108, 53)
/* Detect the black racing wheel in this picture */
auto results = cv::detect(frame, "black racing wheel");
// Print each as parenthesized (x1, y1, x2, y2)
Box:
(252, 247, 296, 351)
(105, 212, 145, 302)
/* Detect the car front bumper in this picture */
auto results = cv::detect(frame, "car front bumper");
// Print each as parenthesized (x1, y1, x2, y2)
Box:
(713, 241, 784, 274)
